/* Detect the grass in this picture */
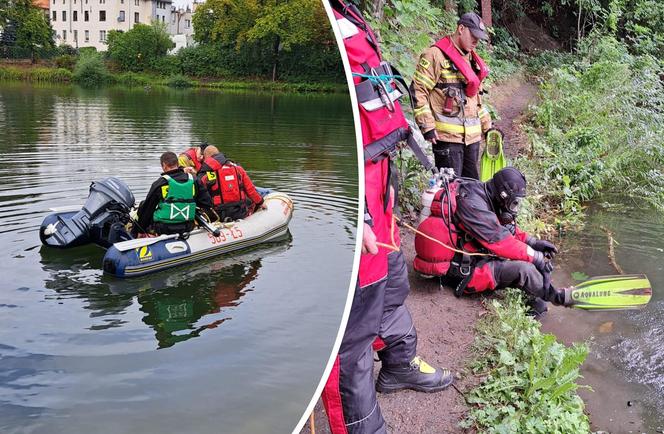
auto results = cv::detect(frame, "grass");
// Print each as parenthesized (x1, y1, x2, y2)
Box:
(0, 62, 345, 94)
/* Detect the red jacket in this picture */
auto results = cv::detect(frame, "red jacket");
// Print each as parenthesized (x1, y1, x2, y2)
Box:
(334, 2, 409, 287)
(199, 155, 263, 209)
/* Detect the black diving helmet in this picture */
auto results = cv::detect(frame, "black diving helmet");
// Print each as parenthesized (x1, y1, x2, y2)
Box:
(486, 167, 527, 225)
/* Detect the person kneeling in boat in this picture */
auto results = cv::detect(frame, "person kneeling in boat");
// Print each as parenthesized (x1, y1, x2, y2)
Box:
(134, 151, 213, 236)
(414, 167, 567, 315)
(198, 145, 266, 222)
(178, 142, 209, 175)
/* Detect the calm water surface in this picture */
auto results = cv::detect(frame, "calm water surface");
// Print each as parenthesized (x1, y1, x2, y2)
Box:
(0, 84, 358, 434)
(541, 202, 664, 432)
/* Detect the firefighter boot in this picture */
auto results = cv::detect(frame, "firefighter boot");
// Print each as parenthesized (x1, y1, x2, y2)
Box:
(376, 356, 454, 394)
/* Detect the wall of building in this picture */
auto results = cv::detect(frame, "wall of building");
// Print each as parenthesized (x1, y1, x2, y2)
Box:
(49, 0, 172, 51)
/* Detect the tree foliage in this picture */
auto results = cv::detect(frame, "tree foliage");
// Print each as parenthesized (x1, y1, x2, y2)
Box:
(191, 0, 260, 45)
(245, 0, 332, 50)
(0, 0, 54, 60)
(107, 22, 174, 72)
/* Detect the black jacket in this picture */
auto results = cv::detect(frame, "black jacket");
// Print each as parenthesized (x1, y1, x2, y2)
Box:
(136, 168, 212, 233)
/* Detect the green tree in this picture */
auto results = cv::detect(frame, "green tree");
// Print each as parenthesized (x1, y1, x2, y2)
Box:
(191, 0, 259, 45)
(1, 0, 54, 61)
(246, 0, 334, 80)
(106, 22, 174, 72)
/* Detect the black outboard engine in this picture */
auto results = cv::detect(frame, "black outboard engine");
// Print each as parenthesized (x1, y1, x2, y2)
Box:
(40, 177, 135, 249)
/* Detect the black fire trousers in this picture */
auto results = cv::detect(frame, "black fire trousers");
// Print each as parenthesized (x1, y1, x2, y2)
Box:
(433, 141, 480, 180)
(324, 251, 417, 434)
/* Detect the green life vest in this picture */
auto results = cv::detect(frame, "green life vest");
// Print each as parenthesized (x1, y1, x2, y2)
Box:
(153, 174, 196, 224)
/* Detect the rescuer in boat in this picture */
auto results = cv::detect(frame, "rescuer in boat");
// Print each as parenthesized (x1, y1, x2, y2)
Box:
(411, 12, 492, 179)
(134, 151, 213, 236)
(414, 167, 569, 315)
(198, 146, 266, 222)
(178, 142, 208, 175)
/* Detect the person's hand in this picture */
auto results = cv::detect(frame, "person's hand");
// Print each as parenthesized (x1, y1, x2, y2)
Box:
(260, 202, 267, 210)
(533, 251, 554, 274)
(529, 238, 558, 258)
(183, 166, 196, 175)
(362, 223, 378, 255)
(428, 130, 438, 144)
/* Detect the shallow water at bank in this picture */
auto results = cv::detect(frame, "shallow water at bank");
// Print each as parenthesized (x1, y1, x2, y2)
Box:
(0, 83, 358, 433)
(541, 202, 664, 432)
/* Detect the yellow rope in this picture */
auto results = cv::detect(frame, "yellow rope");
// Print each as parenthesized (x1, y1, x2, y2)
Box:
(393, 215, 493, 257)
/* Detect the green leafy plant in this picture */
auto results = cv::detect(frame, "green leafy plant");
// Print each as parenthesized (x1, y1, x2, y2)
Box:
(73, 51, 109, 87)
(461, 289, 590, 433)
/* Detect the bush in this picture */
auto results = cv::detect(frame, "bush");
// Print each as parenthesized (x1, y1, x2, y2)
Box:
(73, 51, 109, 86)
(177, 43, 227, 78)
(150, 55, 180, 77)
(166, 73, 195, 88)
(521, 33, 664, 228)
(106, 23, 174, 72)
(115, 72, 153, 87)
(461, 290, 590, 433)
(54, 54, 77, 70)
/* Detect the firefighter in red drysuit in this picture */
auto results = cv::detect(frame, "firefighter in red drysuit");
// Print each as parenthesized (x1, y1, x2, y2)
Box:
(198, 145, 266, 222)
(323, 2, 453, 433)
(414, 167, 566, 314)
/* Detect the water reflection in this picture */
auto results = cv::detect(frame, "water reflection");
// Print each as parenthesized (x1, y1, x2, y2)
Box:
(40, 240, 291, 349)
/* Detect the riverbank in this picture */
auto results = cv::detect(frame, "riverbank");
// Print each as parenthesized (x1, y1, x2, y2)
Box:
(0, 61, 346, 93)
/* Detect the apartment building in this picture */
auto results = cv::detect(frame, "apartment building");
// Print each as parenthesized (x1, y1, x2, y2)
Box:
(50, 0, 175, 50)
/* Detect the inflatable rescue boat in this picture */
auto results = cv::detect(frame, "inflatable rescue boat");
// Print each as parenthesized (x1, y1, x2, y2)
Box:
(40, 177, 293, 278)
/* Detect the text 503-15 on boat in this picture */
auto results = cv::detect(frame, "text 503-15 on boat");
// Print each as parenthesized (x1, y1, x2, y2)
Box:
(39, 177, 293, 278)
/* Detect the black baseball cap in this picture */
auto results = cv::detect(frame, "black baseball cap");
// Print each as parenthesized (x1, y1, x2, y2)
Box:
(458, 12, 489, 41)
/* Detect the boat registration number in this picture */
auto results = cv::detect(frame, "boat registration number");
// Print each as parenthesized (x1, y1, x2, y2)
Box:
(207, 227, 243, 244)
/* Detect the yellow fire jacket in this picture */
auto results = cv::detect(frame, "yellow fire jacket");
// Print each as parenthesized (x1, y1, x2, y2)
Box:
(411, 40, 491, 145)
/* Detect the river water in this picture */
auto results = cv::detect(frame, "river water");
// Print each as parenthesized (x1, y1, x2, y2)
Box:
(0, 83, 358, 434)
(541, 201, 664, 432)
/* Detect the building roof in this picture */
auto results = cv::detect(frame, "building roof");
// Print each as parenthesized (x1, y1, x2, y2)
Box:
(33, 0, 49, 10)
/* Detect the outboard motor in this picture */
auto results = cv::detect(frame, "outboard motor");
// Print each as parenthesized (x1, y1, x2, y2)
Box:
(40, 177, 135, 249)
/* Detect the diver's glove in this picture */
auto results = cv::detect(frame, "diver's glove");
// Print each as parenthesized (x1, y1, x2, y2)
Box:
(527, 236, 558, 258)
(533, 251, 554, 274)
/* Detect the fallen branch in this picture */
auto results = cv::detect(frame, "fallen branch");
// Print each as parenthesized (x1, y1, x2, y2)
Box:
(601, 225, 624, 275)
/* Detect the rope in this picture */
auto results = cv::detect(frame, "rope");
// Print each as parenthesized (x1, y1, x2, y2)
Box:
(393, 215, 494, 257)
(351, 72, 403, 85)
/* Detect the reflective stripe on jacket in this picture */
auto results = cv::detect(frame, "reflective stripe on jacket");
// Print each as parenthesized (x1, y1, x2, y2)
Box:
(411, 36, 492, 144)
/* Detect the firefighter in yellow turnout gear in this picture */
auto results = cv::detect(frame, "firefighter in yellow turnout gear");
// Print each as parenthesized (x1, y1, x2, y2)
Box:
(411, 12, 492, 179)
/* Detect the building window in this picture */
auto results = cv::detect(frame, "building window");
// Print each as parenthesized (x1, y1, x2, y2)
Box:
(73, 10, 77, 21)
(100, 30, 106, 42)
(161, 15, 165, 23)
(99, 10, 106, 21)
(134, 12, 139, 23)
(185, 19, 190, 29)
(62, 10, 66, 21)
(52, 10, 56, 21)
(99, 0, 105, 3)
(84, 10, 89, 21)
(121, 0, 124, 3)
(85, 30, 89, 42)
(135, 0, 139, 5)
(171, 14, 175, 23)
(73, 30, 78, 41)
(62, 30, 67, 41)
(118, 10, 125, 21)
